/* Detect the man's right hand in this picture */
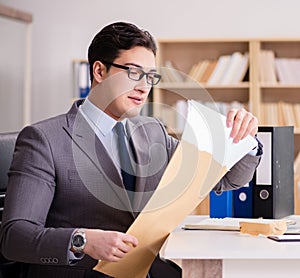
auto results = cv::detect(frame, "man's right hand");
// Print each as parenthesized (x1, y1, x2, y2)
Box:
(83, 229, 138, 262)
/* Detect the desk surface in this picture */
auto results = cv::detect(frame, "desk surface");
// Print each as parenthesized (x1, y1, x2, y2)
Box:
(161, 215, 300, 260)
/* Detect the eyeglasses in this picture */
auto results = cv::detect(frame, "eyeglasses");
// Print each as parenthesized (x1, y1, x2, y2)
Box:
(102, 61, 161, 86)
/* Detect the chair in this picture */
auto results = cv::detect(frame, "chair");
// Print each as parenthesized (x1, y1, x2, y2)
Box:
(0, 132, 18, 222)
(148, 257, 182, 278)
(0, 131, 23, 278)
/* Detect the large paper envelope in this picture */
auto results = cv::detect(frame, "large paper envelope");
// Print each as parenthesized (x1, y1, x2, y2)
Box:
(94, 100, 257, 278)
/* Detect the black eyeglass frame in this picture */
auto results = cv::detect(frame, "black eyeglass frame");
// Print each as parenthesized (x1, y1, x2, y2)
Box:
(102, 61, 161, 85)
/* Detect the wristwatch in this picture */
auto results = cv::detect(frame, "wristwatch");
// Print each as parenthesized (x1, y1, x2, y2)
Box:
(71, 229, 87, 254)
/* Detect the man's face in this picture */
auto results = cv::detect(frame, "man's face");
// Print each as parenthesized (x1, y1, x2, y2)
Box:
(90, 46, 156, 120)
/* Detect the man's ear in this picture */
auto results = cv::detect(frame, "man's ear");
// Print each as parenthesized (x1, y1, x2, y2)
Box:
(93, 61, 106, 83)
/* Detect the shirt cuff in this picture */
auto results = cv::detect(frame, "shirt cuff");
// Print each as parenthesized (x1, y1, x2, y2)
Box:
(247, 135, 263, 156)
(248, 145, 258, 156)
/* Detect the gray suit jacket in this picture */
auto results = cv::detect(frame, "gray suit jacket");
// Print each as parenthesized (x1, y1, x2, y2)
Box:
(0, 100, 261, 277)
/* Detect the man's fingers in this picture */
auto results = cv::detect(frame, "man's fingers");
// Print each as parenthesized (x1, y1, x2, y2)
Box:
(226, 108, 237, 128)
(123, 234, 138, 247)
(226, 108, 258, 143)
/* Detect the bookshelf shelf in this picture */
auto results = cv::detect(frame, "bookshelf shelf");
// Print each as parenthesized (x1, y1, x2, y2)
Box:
(158, 82, 250, 89)
(260, 84, 300, 88)
(294, 128, 300, 134)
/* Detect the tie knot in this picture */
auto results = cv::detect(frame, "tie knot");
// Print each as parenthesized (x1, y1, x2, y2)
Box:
(115, 122, 126, 137)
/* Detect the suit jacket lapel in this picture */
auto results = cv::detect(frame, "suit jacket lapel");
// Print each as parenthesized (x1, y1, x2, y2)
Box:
(63, 101, 133, 214)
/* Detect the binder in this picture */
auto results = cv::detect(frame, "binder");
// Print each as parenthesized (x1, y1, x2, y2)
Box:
(233, 181, 253, 218)
(253, 126, 294, 219)
(209, 190, 233, 218)
(79, 61, 90, 98)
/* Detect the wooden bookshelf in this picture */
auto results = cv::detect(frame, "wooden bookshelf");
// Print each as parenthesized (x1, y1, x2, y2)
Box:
(154, 38, 300, 147)
(154, 38, 300, 214)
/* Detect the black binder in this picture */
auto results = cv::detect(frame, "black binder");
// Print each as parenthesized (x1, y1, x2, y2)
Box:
(253, 126, 294, 219)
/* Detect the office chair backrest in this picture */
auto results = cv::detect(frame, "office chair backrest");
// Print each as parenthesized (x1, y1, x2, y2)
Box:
(0, 132, 18, 223)
(0, 132, 23, 278)
(0, 132, 18, 191)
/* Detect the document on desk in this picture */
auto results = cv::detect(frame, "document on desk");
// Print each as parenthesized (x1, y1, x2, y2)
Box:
(94, 100, 257, 278)
(183, 217, 293, 232)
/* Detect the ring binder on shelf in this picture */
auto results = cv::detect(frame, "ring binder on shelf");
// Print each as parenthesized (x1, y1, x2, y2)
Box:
(233, 181, 253, 218)
(209, 190, 233, 218)
(253, 126, 294, 219)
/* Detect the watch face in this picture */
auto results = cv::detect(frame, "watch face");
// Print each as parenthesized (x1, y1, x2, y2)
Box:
(73, 234, 85, 247)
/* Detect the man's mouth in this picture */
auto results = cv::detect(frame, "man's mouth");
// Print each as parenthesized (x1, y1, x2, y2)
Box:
(128, 96, 143, 104)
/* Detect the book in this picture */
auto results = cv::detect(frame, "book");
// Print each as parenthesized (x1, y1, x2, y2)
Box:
(188, 60, 209, 82)
(201, 60, 217, 83)
(219, 52, 244, 85)
(164, 60, 185, 82)
(231, 52, 249, 84)
(259, 50, 277, 84)
(275, 58, 300, 84)
(207, 55, 231, 85)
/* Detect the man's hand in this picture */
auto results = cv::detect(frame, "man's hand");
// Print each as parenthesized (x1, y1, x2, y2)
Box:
(83, 229, 138, 262)
(226, 108, 258, 143)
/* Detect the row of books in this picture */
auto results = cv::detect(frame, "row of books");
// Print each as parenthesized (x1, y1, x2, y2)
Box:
(260, 102, 300, 127)
(161, 52, 249, 85)
(72, 60, 91, 98)
(158, 100, 244, 133)
(259, 50, 300, 84)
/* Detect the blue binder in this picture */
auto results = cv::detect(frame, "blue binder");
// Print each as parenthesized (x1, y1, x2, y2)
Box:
(233, 181, 253, 218)
(209, 190, 233, 218)
(79, 62, 90, 98)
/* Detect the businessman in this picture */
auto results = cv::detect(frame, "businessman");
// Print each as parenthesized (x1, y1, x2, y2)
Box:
(0, 22, 262, 278)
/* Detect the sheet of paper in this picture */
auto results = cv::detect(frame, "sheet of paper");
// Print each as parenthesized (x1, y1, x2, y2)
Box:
(182, 100, 257, 169)
(94, 100, 257, 278)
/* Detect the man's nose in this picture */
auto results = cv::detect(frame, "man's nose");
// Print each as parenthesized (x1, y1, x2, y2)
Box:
(135, 75, 151, 92)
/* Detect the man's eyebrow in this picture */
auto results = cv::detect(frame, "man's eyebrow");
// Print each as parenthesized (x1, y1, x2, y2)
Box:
(124, 63, 157, 72)
(124, 62, 141, 68)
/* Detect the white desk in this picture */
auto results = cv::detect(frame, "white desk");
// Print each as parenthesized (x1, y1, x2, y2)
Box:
(160, 215, 300, 278)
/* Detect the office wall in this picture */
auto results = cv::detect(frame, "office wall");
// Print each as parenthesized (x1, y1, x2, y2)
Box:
(0, 0, 300, 125)
(0, 16, 27, 132)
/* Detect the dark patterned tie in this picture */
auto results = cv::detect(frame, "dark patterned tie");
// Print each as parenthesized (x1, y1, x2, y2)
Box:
(115, 122, 136, 202)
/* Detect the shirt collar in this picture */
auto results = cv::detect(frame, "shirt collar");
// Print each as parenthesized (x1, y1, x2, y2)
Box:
(80, 98, 117, 136)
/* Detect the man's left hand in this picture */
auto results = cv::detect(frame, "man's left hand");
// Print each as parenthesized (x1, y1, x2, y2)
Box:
(226, 108, 258, 143)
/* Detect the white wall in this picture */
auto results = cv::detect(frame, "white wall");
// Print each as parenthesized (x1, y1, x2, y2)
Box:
(1, 0, 300, 125)
(0, 16, 27, 132)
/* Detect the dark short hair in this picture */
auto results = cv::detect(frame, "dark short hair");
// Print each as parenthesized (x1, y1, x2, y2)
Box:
(88, 22, 157, 82)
